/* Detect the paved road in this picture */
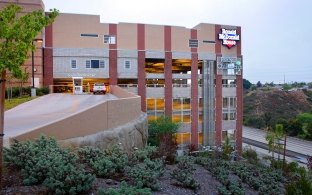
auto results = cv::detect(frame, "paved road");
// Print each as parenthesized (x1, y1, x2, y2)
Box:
(243, 126, 312, 157)
(4, 93, 117, 146)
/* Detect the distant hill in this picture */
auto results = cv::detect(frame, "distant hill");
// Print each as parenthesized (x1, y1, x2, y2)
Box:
(243, 88, 312, 129)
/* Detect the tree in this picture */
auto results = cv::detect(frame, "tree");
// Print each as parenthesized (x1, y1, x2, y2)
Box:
(243, 78, 252, 90)
(0, 4, 58, 184)
(148, 115, 179, 163)
(265, 124, 285, 161)
(256, 81, 262, 88)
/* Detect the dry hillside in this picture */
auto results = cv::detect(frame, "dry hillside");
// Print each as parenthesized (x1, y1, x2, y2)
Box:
(244, 88, 312, 128)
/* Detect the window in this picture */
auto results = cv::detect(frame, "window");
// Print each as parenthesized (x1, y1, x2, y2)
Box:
(91, 60, 99, 68)
(86, 60, 91, 69)
(99, 60, 105, 68)
(125, 60, 131, 69)
(104, 35, 116, 44)
(86, 60, 105, 69)
(222, 97, 236, 120)
(189, 39, 198, 48)
(71, 60, 77, 69)
(81, 34, 98, 37)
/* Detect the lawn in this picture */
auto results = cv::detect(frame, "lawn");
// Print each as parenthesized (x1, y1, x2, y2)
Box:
(4, 96, 34, 111)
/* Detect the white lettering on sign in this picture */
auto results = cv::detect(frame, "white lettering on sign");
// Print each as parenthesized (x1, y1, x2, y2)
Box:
(218, 29, 240, 49)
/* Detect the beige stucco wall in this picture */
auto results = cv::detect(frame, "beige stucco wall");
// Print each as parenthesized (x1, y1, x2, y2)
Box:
(117, 23, 137, 50)
(53, 13, 109, 49)
(196, 23, 215, 53)
(171, 26, 189, 52)
(12, 86, 142, 142)
(145, 24, 164, 51)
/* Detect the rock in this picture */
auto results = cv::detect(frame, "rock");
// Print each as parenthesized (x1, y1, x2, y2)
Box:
(59, 112, 148, 154)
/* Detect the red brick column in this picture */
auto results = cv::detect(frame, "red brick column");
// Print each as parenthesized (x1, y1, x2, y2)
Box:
(236, 72, 243, 153)
(43, 23, 53, 86)
(164, 26, 172, 116)
(191, 29, 198, 148)
(215, 25, 222, 146)
(109, 24, 118, 85)
(236, 27, 243, 153)
(137, 24, 146, 112)
(215, 73, 222, 146)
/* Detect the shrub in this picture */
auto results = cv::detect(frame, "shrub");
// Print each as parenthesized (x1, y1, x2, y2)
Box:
(98, 181, 152, 195)
(36, 86, 50, 96)
(171, 156, 200, 190)
(131, 145, 157, 163)
(89, 144, 128, 178)
(242, 146, 258, 164)
(126, 158, 164, 191)
(78, 146, 103, 163)
(43, 162, 95, 195)
(4, 136, 95, 194)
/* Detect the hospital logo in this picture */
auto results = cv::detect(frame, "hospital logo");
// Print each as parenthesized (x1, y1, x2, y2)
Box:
(218, 29, 240, 49)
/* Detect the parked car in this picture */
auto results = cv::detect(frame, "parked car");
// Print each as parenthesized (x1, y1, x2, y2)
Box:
(93, 83, 106, 94)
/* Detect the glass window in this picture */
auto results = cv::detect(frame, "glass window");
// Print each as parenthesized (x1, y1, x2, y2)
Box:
(189, 39, 198, 48)
(86, 60, 91, 69)
(125, 61, 131, 69)
(104, 35, 116, 44)
(81, 34, 98, 37)
(71, 60, 77, 69)
(99, 60, 105, 68)
(91, 60, 99, 68)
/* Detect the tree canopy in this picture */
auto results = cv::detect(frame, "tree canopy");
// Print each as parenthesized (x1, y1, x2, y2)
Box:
(0, 4, 58, 78)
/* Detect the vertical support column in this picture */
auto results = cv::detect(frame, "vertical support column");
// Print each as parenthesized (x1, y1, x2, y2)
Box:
(164, 26, 172, 116)
(109, 24, 118, 85)
(215, 24, 223, 147)
(203, 61, 216, 146)
(191, 29, 198, 148)
(236, 26, 243, 153)
(215, 72, 222, 146)
(236, 71, 243, 153)
(138, 24, 146, 112)
(43, 23, 53, 87)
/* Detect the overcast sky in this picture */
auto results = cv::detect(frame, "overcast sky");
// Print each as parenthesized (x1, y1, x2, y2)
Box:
(43, 0, 312, 84)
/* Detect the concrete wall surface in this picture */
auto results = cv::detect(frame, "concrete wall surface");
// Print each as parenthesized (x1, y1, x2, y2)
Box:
(11, 86, 145, 149)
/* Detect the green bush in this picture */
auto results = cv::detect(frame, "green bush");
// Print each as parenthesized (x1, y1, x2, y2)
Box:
(89, 145, 128, 178)
(242, 146, 258, 164)
(126, 158, 164, 191)
(78, 146, 103, 163)
(131, 145, 157, 163)
(171, 156, 200, 190)
(4, 136, 95, 194)
(98, 181, 152, 195)
(36, 86, 50, 96)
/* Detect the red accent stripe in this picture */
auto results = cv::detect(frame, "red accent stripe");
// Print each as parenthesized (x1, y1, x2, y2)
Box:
(236, 57, 243, 153)
(109, 24, 117, 50)
(215, 25, 221, 55)
(236, 27, 242, 56)
(109, 24, 117, 85)
(137, 24, 146, 112)
(191, 29, 197, 53)
(43, 23, 53, 86)
(164, 52, 172, 116)
(164, 26, 172, 116)
(138, 24, 145, 50)
(215, 71, 222, 146)
(164, 26, 171, 51)
(191, 53, 198, 148)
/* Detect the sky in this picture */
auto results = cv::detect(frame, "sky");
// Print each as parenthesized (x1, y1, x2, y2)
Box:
(43, 0, 312, 84)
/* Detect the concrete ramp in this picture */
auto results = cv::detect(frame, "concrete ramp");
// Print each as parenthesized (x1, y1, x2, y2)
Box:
(4, 86, 143, 147)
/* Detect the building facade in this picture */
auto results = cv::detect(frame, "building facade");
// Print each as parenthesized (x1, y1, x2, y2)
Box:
(1, 1, 243, 151)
